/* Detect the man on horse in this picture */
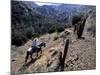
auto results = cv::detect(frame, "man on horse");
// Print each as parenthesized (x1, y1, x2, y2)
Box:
(25, 38, 41, 63)
(32, 38, 40, 49)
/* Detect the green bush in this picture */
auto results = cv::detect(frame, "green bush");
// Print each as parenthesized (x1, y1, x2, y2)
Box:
(25, 27, 33, 39)
(12, 32, 28, 46)
(48, 25, 64, 33)
(48, 25, 56, 33)
(32, 33, 40, 39)
(56, 26, 64, 33)
(64, 24, 72, 28)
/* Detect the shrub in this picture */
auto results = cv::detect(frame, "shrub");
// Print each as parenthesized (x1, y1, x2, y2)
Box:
(12, 32, 28, 46)
(25, 27, 33, 39)
(32, 33, 40, 39)
(64, 24, 72, 28)
(53, 35, 59, 41)
(56, 26, 64, 33)
(48, 25, 64, 33)
(48, 25, 56, 33)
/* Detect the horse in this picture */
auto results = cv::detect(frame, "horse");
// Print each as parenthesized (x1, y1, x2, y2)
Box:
(25, 42, 46, 63)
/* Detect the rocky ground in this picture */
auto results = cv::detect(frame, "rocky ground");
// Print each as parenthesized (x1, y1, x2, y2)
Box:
(11, 28, 96, 74)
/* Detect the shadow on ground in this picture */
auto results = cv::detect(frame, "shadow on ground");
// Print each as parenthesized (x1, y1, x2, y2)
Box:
(18, 55, 42, 73)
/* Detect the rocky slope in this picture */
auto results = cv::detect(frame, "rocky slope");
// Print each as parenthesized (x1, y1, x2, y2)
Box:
(11, 27, 96, 74)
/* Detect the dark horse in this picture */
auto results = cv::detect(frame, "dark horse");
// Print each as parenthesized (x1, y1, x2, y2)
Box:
(25, 42, 46, 63)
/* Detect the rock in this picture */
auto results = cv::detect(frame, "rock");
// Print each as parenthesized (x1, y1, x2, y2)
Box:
(50, 47, 58, 52)
(11, 45, 16, 52)
(51, 50, 58, 57)
(74, 55, 79, 61)
(64, 31, 70, 35)
(47, 60, 60, 72)
(47, 48, 61, 72)
(11, 59, 16, 62)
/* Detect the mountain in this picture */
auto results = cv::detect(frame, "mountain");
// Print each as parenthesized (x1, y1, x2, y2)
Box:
(11, 1, 96, 46)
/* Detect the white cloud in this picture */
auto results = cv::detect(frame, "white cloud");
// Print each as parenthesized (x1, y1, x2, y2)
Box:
(35, 2, 61, 6)
(17, 0, 96, 5)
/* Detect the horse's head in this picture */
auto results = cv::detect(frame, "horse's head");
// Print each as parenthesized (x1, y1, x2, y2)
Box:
(39, 42, 46, 48)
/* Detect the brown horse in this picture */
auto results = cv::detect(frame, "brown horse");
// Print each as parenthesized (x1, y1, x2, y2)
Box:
(25, 42, 46, 63)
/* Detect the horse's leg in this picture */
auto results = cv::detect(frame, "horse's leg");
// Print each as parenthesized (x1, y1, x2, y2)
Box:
(40, 49, 42, 54)
(38, 48, 42, 56)
(37, 52, 38, 57)
(30, 53, 33, 60)
(25, 51, 29, 64)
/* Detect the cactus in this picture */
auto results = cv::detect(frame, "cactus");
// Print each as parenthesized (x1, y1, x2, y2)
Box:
(60, 39, 69, 71)
(77, 17, 86, 39)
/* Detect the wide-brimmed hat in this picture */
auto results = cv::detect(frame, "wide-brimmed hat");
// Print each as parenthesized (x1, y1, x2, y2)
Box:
(34, 38, 39, 41)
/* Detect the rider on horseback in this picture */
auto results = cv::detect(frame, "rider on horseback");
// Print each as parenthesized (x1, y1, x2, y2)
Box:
(25, 38, 46, 64)
(32, 38, 40, 49)
(25, 38, 40, 63)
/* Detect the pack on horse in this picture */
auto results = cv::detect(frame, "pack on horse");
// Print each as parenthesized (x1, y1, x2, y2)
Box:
(25, 40, 46, 63)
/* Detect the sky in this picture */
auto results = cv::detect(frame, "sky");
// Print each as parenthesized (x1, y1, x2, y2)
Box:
(35, 2, 61, 6)
(16, 0, 96, 5)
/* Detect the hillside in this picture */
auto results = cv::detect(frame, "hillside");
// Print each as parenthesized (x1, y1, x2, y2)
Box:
(11, 27, 96, 74)
(11, 1, 96, 46)
(11, 1, 96, 74)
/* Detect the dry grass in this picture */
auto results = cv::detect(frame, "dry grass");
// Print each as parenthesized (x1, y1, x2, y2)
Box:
(11, 28, 96, 74)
